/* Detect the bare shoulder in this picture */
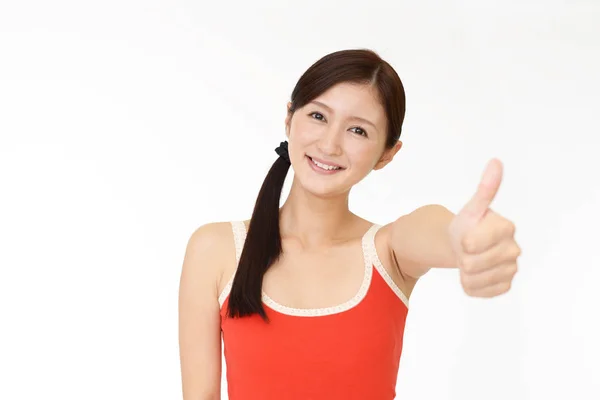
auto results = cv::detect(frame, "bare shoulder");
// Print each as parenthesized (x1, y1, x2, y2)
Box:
(189, 221, 236, 249)
(182, 221, 238, 298)
(371, 221, 419, 300)
(179, 221, 237, 398)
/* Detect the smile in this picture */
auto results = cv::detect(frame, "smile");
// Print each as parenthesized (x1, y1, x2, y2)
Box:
(306, 156, 345, 174)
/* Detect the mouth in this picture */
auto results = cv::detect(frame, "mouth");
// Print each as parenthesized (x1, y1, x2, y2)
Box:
(306, 155, 346, 174)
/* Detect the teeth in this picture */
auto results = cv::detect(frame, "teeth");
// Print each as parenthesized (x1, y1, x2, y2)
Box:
(311, 158, 341, 170)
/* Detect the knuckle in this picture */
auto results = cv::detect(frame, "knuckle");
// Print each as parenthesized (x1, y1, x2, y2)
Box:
(461, 258, 477, 274)
(502, 242, 521, 262)
(507, 263, 518, 277)
(514, 244, 522, 258)
(506, 220, 516, 236)
(460, 275, 477, 292)
(500, 281, 512, 293)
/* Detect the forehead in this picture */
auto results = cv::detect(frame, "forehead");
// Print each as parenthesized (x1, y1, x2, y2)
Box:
(310, 82, 386, 125)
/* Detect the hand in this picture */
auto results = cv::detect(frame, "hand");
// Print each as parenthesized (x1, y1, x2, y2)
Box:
(448, 159, 522, 298)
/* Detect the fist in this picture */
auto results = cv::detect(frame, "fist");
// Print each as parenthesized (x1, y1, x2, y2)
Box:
(448, 159, 522, 298)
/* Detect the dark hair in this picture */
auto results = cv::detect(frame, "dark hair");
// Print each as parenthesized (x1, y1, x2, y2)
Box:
(226, 49, 406, 320)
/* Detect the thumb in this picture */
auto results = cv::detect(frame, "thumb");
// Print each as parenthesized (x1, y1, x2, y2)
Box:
(458, 158, 503, 223)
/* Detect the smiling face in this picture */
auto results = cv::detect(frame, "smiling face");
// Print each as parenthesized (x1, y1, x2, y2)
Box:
(285, 81, 402, 198)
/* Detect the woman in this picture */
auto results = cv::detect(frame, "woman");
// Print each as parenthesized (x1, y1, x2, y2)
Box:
(179, 49, 521, 399)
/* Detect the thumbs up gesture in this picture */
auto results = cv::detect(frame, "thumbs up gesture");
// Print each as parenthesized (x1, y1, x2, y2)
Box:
(448, 159, 522, 298)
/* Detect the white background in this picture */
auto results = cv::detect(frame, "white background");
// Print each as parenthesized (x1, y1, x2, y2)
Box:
(1, 1, 599, 399)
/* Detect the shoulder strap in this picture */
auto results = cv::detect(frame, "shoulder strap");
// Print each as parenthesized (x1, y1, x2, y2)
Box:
(218, 221, 247, 307)
(363, 223, 410, 308)
(230, 220, 247, 264)
(361, 223, 383, 268)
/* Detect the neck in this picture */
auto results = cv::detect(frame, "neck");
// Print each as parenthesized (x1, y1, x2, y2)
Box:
(279, 177, 355, 248)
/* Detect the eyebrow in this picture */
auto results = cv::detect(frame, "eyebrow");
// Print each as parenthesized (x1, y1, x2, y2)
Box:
(309, 100, 378, 130)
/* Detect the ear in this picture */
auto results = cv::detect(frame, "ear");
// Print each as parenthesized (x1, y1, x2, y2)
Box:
(285, 101, 292, 138)
(373, 141, 402, 170)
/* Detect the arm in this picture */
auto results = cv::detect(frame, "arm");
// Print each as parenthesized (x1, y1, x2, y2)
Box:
(389, 204, 458, 280)
(389, 160, 520, 298)
(179, 223, 226, 400)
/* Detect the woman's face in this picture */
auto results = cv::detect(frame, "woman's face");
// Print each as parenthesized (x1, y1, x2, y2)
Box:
(285, 81, 401, 198)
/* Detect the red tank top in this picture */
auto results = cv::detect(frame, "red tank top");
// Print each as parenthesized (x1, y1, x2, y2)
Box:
(219, 221, 409, 399)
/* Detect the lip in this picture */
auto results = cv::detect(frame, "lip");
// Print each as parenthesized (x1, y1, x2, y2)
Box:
(306, 155, 345, 175)
(307, 155, 344, 169)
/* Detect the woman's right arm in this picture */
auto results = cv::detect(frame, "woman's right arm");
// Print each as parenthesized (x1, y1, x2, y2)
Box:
(178, 223, 230, 400)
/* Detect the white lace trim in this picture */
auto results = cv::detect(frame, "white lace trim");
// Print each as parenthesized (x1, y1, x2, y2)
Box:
(231, 220, 247, 262)
(217, 221, 246, 307)
(367, 226, 410, 308)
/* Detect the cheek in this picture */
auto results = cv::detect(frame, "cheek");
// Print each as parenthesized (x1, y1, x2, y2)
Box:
(291, 119, 322, 142)
(348, 146, 379, 170)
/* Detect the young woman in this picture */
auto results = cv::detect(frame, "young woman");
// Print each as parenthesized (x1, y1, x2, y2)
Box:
(179, 49, 521, 400)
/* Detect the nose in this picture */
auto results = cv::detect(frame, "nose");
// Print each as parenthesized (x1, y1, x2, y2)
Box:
(316, 125, 343, 157)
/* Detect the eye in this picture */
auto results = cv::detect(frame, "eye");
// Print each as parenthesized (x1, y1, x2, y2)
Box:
(350, 126, 368, 137)
(309, 112, 326, 121)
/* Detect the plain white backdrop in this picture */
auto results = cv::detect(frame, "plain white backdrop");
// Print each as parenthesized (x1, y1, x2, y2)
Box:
(1, 1, 599, 399)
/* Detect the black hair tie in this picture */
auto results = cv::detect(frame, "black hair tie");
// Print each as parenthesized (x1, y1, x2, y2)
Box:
(275, 141, 290, 163)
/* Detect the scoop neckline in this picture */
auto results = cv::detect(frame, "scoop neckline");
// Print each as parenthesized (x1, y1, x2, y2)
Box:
(228, 222, 380, 317)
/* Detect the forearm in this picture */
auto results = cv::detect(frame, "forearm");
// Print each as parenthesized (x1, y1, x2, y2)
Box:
(390, 204, 458, 276)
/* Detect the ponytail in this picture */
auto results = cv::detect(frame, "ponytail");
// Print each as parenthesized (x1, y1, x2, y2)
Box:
(226, 143, 291, 321)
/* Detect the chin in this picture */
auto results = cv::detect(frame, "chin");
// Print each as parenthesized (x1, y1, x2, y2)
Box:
(294, 171, 354, 199)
